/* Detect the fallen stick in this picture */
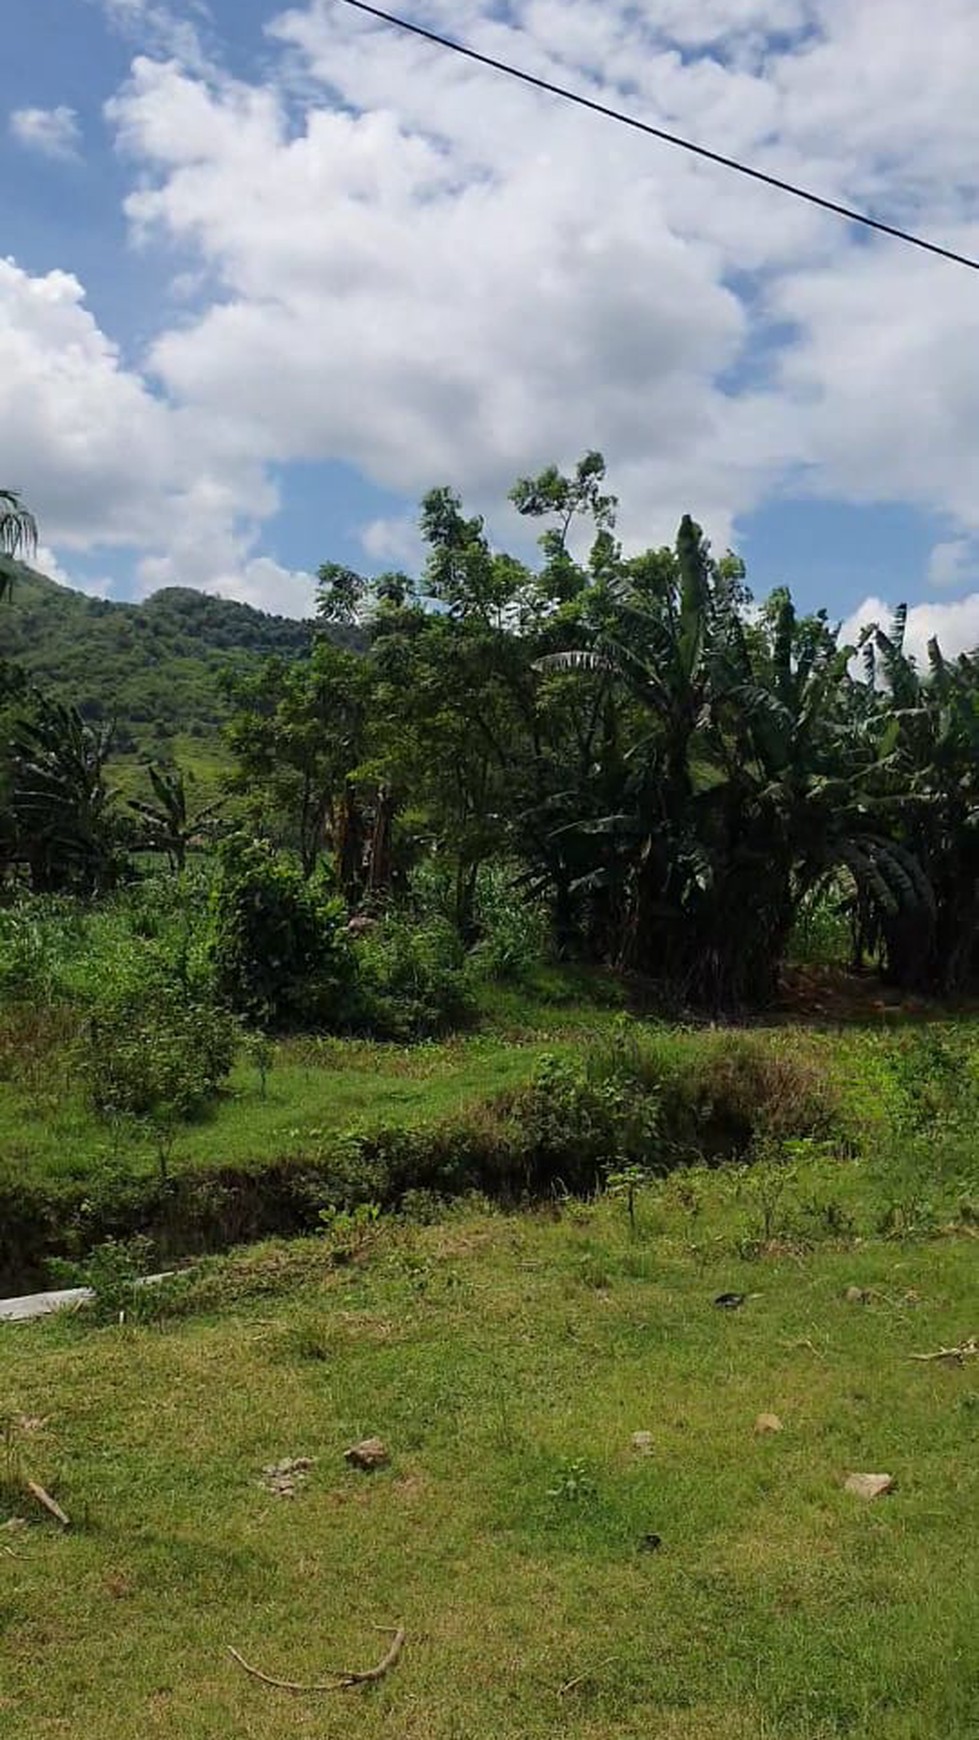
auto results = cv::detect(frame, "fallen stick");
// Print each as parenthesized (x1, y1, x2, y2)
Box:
(558, 1657, 615, 1697)
(228, 1625, 405, 1692)
(909, 1337, 977, 1364)
(25, 1481, 69, 1528)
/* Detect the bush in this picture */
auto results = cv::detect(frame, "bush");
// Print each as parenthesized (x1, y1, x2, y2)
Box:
(210, 837, 355, 1028)
(351, 913, 474, 1039)
(468, 863, 551, 981)
(79, 983, 238, 1122)
(0, 896, 89, 1002)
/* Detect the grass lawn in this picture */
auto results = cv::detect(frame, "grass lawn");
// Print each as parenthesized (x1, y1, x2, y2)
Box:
(2, 1152, 977, 1739)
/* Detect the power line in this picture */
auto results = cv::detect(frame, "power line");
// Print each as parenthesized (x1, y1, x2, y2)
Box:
(335, 0, 979, 275)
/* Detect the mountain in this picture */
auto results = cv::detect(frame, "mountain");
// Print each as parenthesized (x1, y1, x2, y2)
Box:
(0, 568, 329, 754)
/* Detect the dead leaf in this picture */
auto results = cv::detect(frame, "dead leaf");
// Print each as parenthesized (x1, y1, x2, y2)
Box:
(754, 1413, 783, 1435)
(844, 1472, 895, 1500)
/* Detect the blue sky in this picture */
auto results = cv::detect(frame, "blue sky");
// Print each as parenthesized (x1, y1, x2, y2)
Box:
(3, 0, 979, 654)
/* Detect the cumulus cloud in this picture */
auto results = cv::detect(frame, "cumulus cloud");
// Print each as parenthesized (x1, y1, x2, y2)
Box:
(0, 259, 308, 612)
(7, 0, 979, 610)
(842, 592, 979, 665)
(9, 106, 81, 161)
(928, 538, 979, 591)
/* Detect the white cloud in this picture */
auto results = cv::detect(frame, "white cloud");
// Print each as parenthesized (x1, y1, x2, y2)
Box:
(842, 593, 979, 665)
(99, 0, 212, 72)
(360, 514, 426, 570)
(928, 538, 978, 591)
(9, 106, 81, 161)
(0, 257, 299, 604)
(6, 0, 979, 613)
(203, 556, 317, 617)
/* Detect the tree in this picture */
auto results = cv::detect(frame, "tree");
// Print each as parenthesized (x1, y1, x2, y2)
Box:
(855, 611, 979, 991)
(0, 489, 38, 600)
(128, 762, 222, 872)
(10, 697, 124, 894)
(224, 642, 372, 887)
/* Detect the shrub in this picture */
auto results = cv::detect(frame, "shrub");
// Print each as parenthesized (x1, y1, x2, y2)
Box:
(505, 1049, 660, 1195)
(656, 1033, 839, 1159)
(0, 896, 88, 1002)
(351, 912, 474, 1039)
(882, 1025, 977, 1134)
(468, 863, 551, 982)
(79, 984, 238, 1122)
(210, 836, 355, 1028)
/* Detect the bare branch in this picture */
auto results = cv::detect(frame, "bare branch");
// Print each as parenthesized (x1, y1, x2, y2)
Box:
(228, 1625, 405, 1692)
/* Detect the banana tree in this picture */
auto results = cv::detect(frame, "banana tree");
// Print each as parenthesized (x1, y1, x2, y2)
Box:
(11, 698, 124, 894)
(128, 763, 222, 872)
(538, 529, 889, 1007)
(859, 612, 979, 990)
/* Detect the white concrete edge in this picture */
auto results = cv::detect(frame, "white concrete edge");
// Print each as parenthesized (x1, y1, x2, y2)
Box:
(0, 1273, 176, 1324)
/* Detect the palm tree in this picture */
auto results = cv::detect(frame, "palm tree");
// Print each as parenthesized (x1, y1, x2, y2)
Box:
(0, 489, 38, 599)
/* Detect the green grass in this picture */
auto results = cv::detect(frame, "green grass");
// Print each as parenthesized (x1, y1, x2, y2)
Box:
(0, 964, 911, 1191)
(0, 1004, 627, 1188)
(2, 1148, 977, 1739)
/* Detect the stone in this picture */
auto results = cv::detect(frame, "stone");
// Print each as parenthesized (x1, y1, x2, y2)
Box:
(844, 1472, 895, 1500)
(260, 1456, 314, 1497)
(344, 1436, 390, 1472)
(844, 1286, 870, 1304)
(631, 1431, 654, 1455)
(754, 1413, 783, 1435)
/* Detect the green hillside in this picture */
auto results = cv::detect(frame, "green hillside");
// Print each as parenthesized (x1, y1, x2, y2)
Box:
(0, 567, 319, 753)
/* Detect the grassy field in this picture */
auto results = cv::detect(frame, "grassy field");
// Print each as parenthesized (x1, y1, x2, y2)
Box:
(2, 1143, 977, 1739)
(0, 972, 907, 1191)
(0, 977, 626, 1187)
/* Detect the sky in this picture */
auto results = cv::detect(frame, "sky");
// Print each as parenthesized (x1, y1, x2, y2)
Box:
(3, 0, 979, 657)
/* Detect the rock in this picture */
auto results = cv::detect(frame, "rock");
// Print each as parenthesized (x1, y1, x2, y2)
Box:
(754, 1413, 783, 1435)
(344, 1436, 390, 1472)
(260, 1456, 314, 1497)
(844, 1286, 870, 1304)
(844, 1472, 895, 1500)
(631, 1431, 654, 1455)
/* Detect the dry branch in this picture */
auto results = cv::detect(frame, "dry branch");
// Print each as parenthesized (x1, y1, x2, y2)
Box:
(228, 1625, 405, 1692)
(909, 1337, 977, 1364)
(26, 1481, 69, 1527)
(558, 1657, 615, 1697)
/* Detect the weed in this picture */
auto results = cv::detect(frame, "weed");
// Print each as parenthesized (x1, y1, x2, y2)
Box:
(318, 1201, 381, 1262)
(546, 1457, 598, 1503)
(241, 1027, 275, 1099)
(606, 1162, 650, 1235)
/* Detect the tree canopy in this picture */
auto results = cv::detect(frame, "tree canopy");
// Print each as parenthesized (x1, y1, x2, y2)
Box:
(5, 463, 979, 1009)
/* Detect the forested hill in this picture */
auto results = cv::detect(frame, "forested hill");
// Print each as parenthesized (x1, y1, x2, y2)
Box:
(0, 567, 336, 749)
